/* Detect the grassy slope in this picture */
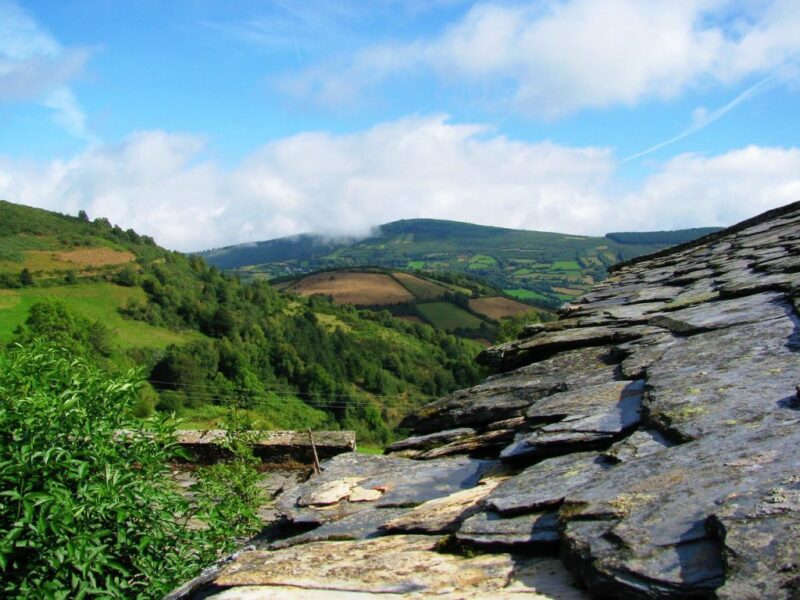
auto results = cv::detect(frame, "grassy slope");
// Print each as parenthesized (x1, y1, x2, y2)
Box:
(0, 284, 199, 348)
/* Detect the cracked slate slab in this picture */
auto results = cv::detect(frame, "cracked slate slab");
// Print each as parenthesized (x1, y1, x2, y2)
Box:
(401, 346, 619, 434)
(477, 325, 663, 372)
(644, 312, 800, 442)
(276, 453, 497, 526)
(213, 535, 516, 595)
(456, 510, 560, 549)
(486, 452, 611, 515)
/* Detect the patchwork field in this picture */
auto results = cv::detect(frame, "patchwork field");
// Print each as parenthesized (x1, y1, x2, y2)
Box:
(417, 302, 485, 332)
(284, 271, 415, 305)
(468, 296, 543, 321)
(392, 272, 448, 300)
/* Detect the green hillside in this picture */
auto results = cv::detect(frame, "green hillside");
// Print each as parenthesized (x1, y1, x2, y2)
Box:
(0, 201, 485, 444)
(199, 218, 721, 309)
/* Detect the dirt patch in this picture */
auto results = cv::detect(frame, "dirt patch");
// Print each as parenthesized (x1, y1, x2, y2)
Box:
(287, 272, 415, 306)
(56, 247, 136, 268)
(469, 296, 539, 320)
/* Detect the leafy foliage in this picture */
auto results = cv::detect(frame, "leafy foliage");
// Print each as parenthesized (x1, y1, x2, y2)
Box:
(0, 341, 266, 598)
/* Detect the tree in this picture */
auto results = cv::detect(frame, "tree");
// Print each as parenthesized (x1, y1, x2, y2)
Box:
(18, 268, 33, 286)
(77, 209, 89, 221)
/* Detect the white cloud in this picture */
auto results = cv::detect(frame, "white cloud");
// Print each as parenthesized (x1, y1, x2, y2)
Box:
(618, 146, 800, 229)
(282, 0, 800, 117)
(0, 0, 93, 138)
(0, 117, 797, 251)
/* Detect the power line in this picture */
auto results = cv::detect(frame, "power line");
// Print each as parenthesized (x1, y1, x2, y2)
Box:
(145, 380, 442, 411)
(146, 378, 441, 404)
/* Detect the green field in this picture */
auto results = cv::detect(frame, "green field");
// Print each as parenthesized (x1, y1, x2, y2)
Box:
(504, 288, 551, 302)
(392, 272, 447, 300)
(417, 301, 486, 332)
(551, 260, 581, 270)
(0, 283, 200, 348)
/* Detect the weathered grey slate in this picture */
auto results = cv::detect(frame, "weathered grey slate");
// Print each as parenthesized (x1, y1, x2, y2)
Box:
(456, 510, 560, 549)
(644, 312, 799, 442)
(400, 346, 618, 434)
(487, 452, 610, 515)
(276, 453, 497, 526)
(478, 324, 663, 372)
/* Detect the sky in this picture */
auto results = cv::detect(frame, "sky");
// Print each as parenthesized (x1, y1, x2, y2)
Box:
(0, 0, 799, 251)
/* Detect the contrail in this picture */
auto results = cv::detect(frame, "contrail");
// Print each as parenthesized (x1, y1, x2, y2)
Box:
(622, 74, 777, 163)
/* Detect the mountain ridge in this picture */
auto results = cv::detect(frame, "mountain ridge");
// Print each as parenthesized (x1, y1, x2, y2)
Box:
(199, 217, 722, 309)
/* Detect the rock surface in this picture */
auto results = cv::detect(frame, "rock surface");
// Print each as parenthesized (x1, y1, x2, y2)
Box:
(175, 201, 800, 599)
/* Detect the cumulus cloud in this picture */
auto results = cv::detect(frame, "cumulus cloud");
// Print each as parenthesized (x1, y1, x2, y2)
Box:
(0, 0, 93, 139)
(282, 0, 800, 117)
(0, 116, 797, 251)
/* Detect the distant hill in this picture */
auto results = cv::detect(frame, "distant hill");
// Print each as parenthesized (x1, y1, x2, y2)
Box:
(199, 219, 722, 309)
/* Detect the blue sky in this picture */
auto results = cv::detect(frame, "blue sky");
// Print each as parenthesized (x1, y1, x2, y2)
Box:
(1, 0, 799, 250)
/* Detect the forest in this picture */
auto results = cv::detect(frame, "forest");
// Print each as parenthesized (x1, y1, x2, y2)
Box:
(0, 201, 485, 445)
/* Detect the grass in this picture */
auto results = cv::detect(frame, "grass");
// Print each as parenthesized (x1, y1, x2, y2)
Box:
(0, 283, 202, 349)
(417, 302, 486, 332)
(392, 272, 447, 300)
(356, 445, 385, 455)
(551, 260, 581, 270)
(504, 289, 551, 302)
(406, 261, 425, 270)
(468, 296, 541, 320)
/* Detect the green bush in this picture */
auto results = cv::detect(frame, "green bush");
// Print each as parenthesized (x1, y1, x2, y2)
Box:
(0, 341, 262, 598)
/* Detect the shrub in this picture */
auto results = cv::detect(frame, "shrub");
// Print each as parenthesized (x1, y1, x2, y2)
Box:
(0, 341, 257, 598)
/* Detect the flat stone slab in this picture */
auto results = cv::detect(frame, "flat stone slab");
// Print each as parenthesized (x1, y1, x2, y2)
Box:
(602, 429, 673, 464)
(456, 510, 560, 549)
(214, 535, 516, 594)
(487, 452, 610, 515)
(268, 507, 409, 549)
(647, 291, 789, 334)
(645, 312, 800, 442)
(384, 428, 476, 456)
(499, 380, 644, 462)
(478, 325, 663, 372)
(276, 453, 498, 527)
(203, 555, 589, 599)
(402, 346, 619, 434)
(380, 478, 505, 534)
